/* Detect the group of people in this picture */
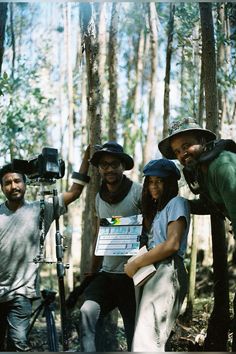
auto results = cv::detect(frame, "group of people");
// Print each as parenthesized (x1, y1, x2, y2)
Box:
(0, 117, 236, 352)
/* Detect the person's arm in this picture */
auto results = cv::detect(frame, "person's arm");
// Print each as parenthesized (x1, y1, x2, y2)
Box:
(211, 158, 236, 236)
(63, 145, 90, 207)
(124, 217, 186, 278)
(188, 197, 211, 215)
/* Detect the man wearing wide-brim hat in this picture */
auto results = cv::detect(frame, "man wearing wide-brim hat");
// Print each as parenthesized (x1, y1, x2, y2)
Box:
(158, 116, 236, 238)
(79, 141, 142, 352)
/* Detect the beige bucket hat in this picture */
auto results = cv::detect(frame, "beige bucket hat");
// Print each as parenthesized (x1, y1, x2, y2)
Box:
(158, 117, 216, 159)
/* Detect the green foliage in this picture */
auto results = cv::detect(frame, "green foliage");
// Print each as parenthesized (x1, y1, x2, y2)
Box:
(0, 72, 11, 97)
(0, 63, 54, 161)
(175, 3, 199, 44)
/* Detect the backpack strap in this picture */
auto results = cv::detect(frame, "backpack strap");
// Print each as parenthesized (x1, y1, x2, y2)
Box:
(199, 139, 236, 164)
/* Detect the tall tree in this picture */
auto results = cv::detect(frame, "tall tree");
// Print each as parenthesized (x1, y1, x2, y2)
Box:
(98, 2, 108, 134)
(108, 2, 118, 141)
(184, 215, 198, 321)
(130, 26, 145, 180)
(0, 3, 7, 74)
(217, 3, 227, 132)
(143, 2, 158, 164)
(9, 3, 16, 79)
(198, 58, 204, 126)
(200, 3, 219, 136)
(200, 3, 229, 351)
(163, 3, 175, 138)
(80, 2, 101, 279)
(64, 2, 75, 292)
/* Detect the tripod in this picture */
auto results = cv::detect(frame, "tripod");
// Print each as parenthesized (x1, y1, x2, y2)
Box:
(33, 181, 69, 351)
(28, 289, 59, 352)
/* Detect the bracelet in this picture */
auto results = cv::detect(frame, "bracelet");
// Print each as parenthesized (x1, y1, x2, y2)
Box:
(72, 178, 87, 186)
(72, 172, 90, 183)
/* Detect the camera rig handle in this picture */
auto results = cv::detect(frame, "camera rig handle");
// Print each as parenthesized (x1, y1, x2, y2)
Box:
(33, 183, 50, 263)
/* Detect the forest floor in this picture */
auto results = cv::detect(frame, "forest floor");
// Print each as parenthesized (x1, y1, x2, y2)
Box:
(28, 261, 236, 352)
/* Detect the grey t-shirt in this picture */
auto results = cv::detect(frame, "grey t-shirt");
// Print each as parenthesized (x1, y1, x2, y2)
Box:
(95, 181, 142, 273)
(0, 196, 66, 302)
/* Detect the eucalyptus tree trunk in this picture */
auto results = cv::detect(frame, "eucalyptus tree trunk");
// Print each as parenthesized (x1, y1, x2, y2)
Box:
(123, 31, 136, 152)
(80, 2, 101, 280)
(108, 2, 118, 141)
(200, 3, 219, 136)
(198, 59, 204, 126)
(228, 3, 236, 128)
(143, 2, 158, 164)
(80, 6, 121, 350)
(9, 3, 15, 79)
(217, 3, 227, 135)
(0, 3, 7, 74)
(192, 23, 201, 120)
(98, 2, 108, 131)
(64, 3, 74, 189)
(203, 215, 229, 351)
(163, 3, 175, 138)
(130, 27, 145, 181)
(229, 3, 236, 41)
(75, 6, 82, 69)
(64, 2, 75, 292)
(230, 6, 236, 338)
(184, 215, 198, 322)
(200, 3, 230, 351)
(180, 45, 185, 107)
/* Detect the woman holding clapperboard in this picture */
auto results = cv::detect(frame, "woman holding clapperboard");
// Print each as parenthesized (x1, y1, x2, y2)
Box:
(124, 159, 190, 352)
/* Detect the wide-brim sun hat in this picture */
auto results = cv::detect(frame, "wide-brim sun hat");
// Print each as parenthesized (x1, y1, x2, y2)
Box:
(158, 117, 216, 159)
(90, 141, 134, 170)
(143, 159, 181, 180)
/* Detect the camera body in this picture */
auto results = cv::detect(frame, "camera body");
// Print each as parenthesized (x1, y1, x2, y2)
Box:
(12, 147, 65, 180)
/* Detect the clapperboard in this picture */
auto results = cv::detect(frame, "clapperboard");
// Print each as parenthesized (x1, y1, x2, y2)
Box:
(95, 215, 143, 256)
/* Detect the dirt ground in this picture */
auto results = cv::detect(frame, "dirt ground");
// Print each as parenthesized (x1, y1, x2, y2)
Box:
(28, 263, 236, 352)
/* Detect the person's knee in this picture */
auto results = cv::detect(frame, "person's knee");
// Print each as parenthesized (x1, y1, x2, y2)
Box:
(7, 296, 32, 352)
(80, 300, 101, 327)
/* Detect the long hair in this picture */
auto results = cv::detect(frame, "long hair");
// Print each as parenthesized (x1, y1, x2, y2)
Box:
(142, 175, 179, 231)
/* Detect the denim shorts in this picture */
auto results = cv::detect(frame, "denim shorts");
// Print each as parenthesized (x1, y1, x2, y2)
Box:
(0, 295, 32, 351)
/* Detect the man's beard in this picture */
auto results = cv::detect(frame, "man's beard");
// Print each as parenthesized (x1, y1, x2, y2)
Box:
(103, 173, 123, 185)
(7, 191, 24, 202)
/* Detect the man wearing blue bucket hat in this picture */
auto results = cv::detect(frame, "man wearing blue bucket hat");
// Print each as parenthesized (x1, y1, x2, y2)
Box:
(124, 158, 190, 352)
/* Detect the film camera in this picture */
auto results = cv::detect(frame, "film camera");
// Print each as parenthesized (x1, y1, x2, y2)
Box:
(12, 147, 65, 181)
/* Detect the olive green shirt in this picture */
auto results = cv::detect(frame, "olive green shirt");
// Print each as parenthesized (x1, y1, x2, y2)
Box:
(203, 150, 236, 235)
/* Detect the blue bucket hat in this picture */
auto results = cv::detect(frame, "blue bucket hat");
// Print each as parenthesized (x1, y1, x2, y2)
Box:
(143, 159, 181, 180)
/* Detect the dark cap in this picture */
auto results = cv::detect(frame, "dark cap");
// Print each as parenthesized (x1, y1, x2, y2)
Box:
(143, 159, 181, 180)
(158, 117, 216, 159)
(90, 141, 134, 170)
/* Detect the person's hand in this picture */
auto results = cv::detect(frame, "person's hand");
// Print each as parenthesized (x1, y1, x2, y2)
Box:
(84, 144, 91, 157)
(124, 260, 139, 278)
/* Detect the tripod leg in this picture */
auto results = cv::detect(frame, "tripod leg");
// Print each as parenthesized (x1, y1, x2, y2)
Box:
(58, 276, 69, 351)
(44, 305, 59, 352)
(28, 304, 43, 335)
